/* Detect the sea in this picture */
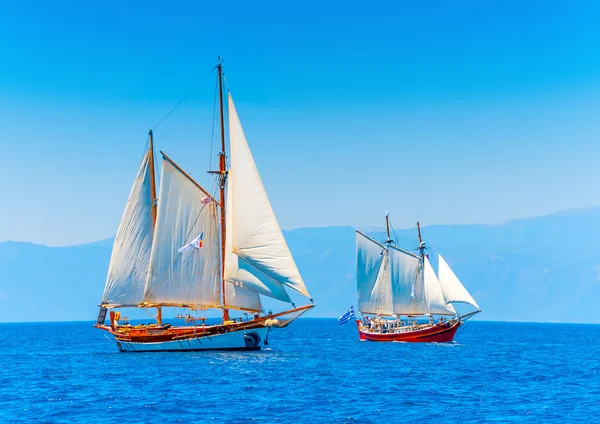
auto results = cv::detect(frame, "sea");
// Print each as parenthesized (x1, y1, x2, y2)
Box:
(0, 320, 598, 423)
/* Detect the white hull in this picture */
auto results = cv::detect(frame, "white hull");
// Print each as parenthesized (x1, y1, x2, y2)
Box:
(114, 327, 271, 352)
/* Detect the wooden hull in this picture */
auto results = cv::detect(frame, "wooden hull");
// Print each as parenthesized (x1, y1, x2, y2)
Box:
(357, 319, 460, 343)
(111, 327, 270, 352)
(96, 305, 314, 352)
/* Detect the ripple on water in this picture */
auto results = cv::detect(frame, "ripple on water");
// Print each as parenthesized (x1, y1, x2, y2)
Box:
(0, 320, 598, 423)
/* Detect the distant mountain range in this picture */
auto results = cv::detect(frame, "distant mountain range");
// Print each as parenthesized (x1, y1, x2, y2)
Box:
(1, 207, 600, 323)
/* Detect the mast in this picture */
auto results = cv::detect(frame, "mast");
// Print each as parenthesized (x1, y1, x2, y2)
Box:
(217, 60, 230, 321)
(385, 213, 393, 245)
(416, 221, 426, 261)
(148, 129, 161, 324)
(148, 129, 158, 225)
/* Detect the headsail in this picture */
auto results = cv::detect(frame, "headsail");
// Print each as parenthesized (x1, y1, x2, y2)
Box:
(438, 255, 480, 310)
(102, 148, 155, 307)
(142, 155, 221, 307)
(225, 282, 262, 312)
(226, 95, 310, 300)
(223, 163, 292, 304)
(423, 256, 456, 316)
(388, 245, 427, 316)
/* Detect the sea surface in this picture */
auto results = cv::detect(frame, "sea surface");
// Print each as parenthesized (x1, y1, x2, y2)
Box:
(0, 320, 598, 423)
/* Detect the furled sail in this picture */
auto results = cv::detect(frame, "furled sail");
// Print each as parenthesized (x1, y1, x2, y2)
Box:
(226, 95, 310, 299)
(388, 245, 427, 315)
(423, 256, 456, 316)
(438, 255, 480, 310)
(356, 231, 389, 314)
(102, 149, 155, 307)
(142, 155, 221, 307)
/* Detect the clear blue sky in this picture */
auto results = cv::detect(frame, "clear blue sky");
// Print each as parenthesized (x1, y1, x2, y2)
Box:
(1, 0, 600, 246)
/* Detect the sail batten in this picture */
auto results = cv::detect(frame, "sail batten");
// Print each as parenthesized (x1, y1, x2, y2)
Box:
(102, 149, 155, 307)
(142, 155, 221, 307)
(226, 95, 310, 300)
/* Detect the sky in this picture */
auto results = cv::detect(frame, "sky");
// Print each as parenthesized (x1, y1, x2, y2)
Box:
(1, 0, 600, 246)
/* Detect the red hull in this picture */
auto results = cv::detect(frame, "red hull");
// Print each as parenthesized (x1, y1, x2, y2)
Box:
(357, 320, 460, 343)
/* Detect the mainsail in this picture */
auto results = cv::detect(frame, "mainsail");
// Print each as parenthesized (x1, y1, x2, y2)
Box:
(438, 255, 480, 310)
(356, 231, 388, 314)
(142, 155, 221, 307)
(223, 95, 310, 305)
(102, 148, 155, 307)
(388, 245, 427, 315)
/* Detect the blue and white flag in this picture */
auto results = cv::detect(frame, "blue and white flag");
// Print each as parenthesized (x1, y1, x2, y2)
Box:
(338, 306, 356, 325)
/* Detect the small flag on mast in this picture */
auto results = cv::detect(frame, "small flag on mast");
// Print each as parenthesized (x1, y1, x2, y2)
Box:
(178, 232, 204, 253)
(338, 306, 356, 325)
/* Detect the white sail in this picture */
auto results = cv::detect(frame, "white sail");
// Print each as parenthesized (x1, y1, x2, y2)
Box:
(423, 256, 456, 316)
(227, 95, 310, 299)
(224, 166, 292, 304)
(225, 282, 262, 312)
(102, 149, 155, 307)
(371, 252, 394, 315)
(142, 157, 221, 307)
(388, 245, 427, 315)
(438, 255, 480, 310)
(356, 231, 388, 314)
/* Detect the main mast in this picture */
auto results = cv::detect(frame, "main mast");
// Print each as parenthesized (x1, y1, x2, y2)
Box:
(148, 129, 162, 325)
(384, 213, 393, 245)
(217, 61, 230, 321)
(148, 129, 158, 224)
(416, 221, 426, 262)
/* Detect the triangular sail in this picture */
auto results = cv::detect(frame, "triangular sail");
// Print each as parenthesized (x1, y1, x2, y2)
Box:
(356, 231, 388, 314)
(142, 156, 221, 307)
(388, 245, 427, 315)
(438, 255, 480, 310)
(102, 149, 155, 307)
(224, 166, 292, 304)
(423, 256, 456, 316)
(371, 251, 394, 315)
(227, 95, 310, 299)
(225, 282, 262, 312)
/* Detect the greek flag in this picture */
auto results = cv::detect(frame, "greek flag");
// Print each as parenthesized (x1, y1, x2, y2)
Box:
(338, 306, 356, 325)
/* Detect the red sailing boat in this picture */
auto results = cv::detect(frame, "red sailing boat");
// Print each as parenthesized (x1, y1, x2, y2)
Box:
(95, 61, 314, 352)
(355, 215, 480, 343)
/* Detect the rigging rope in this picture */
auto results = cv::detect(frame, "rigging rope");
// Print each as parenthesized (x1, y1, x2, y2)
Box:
(152, 66, 216, 130)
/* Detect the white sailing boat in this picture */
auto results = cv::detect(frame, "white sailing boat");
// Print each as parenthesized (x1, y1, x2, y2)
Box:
(95, 62, 314, 352)
(355, 214, 480, 342)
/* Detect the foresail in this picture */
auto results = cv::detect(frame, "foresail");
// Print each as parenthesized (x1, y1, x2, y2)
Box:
(227, 95, 310, 299)
(356, 231, 387, 314)
(225, 282, 262, 312)
(102, 149, 155, 307)
(438, 255, 480, 310)
(224, 167, 292, 304)
(423, 256, 456, 316)
(142, 156, 221, 307)
(388, 245, 427, 315)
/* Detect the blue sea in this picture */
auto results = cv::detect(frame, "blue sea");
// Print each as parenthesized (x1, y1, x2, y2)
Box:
(0, 320, 598, 423)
